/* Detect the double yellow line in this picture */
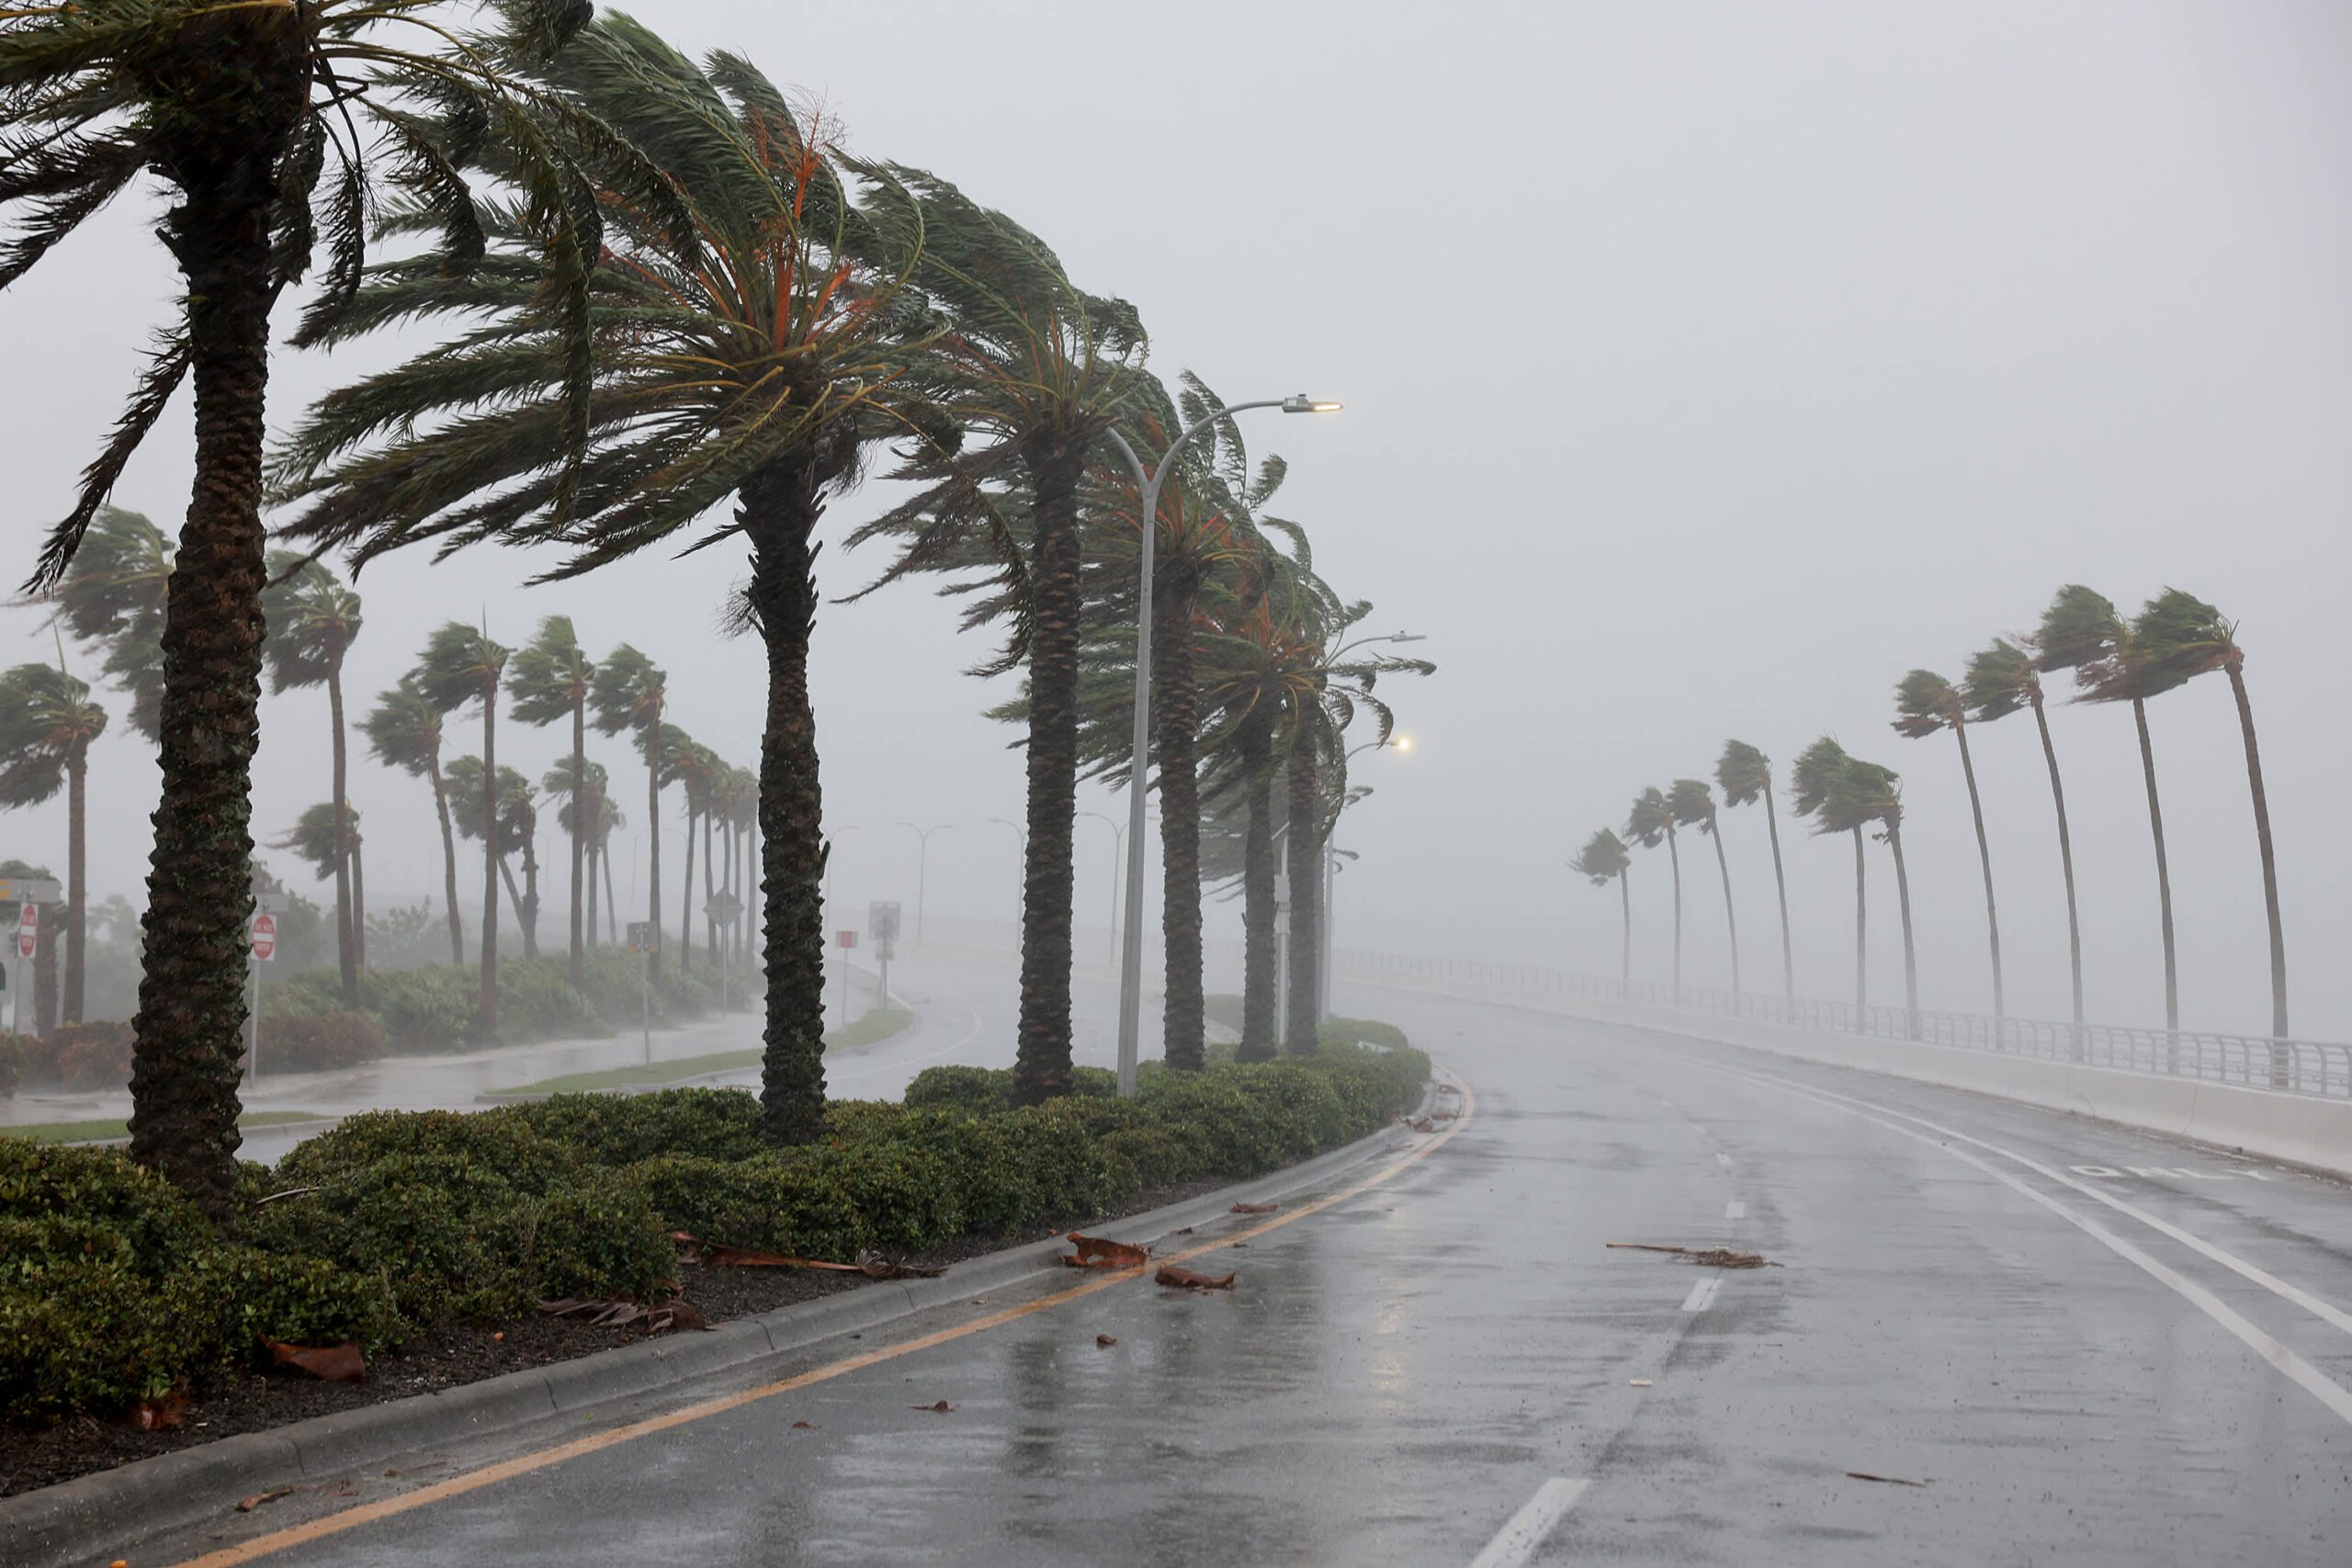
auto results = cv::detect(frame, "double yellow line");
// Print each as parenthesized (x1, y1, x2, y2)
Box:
(175, 1078, 1476, 1566)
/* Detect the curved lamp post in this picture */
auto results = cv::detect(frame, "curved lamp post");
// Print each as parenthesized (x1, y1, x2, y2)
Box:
(897, 821, 951, 942)
(1322, 723, 1418, 1021)
(1103, 394, 1341, 1096)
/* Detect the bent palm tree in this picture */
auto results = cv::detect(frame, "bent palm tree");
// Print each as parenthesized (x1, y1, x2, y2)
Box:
(1894, 669, 2003, 1021)
(2038, 585, 2177, 1031)
(272, 802, 363, 937)
(49, 507, 171, 741)
(1624, 787, 1680, 994)
(509, 615, 594, 985)
(544, 757, 610, 948)
(260, 552, 364, 1006)
(592, 648, 667, 976)
(1571, 828, 1633, 997)
(1669, 779, 1737, 996)
(1790, 737, 1865, 1007)
(2126, 590, 2289, 1042)
(4, 0, 605, 1214)
(1964, 637, 2082, 1028)
(359, 677, 463, 964)
(0, 664, 107, 1021)
(446, 758, 538, 958)
(1716, 740, 1792, 1002)
(1825, 754, 1916, 1025)
(415, 624, 509, 1032)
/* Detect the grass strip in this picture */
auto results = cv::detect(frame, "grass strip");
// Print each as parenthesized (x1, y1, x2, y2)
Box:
(490, 1007, 915, 1098)
(2, 1111, 330, 1146)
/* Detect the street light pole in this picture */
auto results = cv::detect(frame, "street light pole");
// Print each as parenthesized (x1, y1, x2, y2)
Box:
(1104, 394, 1341, 1096)
(1080, 809, 1125, 967)
(987, 817, 1027, 923)
(1318, 720, 1419, 1022)
(898, 821, 950, 942)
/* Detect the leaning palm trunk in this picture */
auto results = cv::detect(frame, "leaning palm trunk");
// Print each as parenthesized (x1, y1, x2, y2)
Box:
(1155, 569, 1206, 1072)
(1283, 733, 1323, 1055)
(2132, 697, 2179, 1032)
(678, 802, 696, 975)
(350, 838, 368, 972)
(1950, 718, 2004, 1022)
(741, 463, 831, 1143)
(327, 666, 358, 1009)
(1708, 828, 1739, 997)
(1617, 867, 1631, 999)
(2027, 688, 2085, 1031)
(428, 753, 464, 964)
(128, 72, 306, 1213)
(1012, 447, 1087, 1106)
(1239, 760, 1278, 1062)
(1850, 829, 1867, 1010)
(1885, 822, 1919, 1033)
(65, 750, 87, 1024)
(601, 838, 618, 954)
(480, 695, 500, 1033)
(569, 698, 586, 985)
(1664, 824, 1683, 996)
(1762, 791, 1792, 1003)
(703, 810, 718, 976)
(2223, 658, 2289, 1045)
(645, 726, 663, 982)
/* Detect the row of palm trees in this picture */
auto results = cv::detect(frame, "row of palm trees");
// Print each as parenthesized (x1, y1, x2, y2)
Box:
(0, 4, 1424, 1213)
(1572, 584, 2288, 1039)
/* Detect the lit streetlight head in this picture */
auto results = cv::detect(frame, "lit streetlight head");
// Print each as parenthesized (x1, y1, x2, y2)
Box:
(1281, 394, 1344, 413)
(1394, 734, 1415, 753)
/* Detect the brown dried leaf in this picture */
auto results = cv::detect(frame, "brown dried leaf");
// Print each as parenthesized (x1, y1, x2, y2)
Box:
(854, 1249, 946, 1280)
(1094, 1334, 1118, 1348)
(1229, 1201, 1278, 1214)
(912, 1400, 956, 1413)
(1156, 1265, 1237, 1291)
(265, 1340, 367, 1383)
(1061, 1232, 1149, 1269)
(236, 1487, 297, 1514)
(792, 1420, 819, 1430)
(674, 1233, 865, 1270)
(123, 1386, 192, 1430)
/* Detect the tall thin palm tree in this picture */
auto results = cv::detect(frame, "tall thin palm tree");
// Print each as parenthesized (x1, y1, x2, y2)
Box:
(1790, 736, 1865, 1007)
(5, 0, 607, 1215)
(1571, 828, 1633, 997)
(415, 623, 510, 1032)
(271, 802, 365, 955)
(1669, 778, 1737, 996)
(0, 664, 106, 1022)
(592, 647, 667, 979)
(260, 552, 364, 1007)
(1825, 755, 1916, 1024)
(1963, 637, 2082, 1028)
(48, 507, 171, 742)
(359, 677, 464, 964)
(2123, 589, 2289, 1041)
(544, 757, 610, 949)
(1623, 787, 1679, 993)
(1894, 669, 2003, 1021)
(2037, 584, 2177, 1032)
(670, 741, 721, 976)
(1716, 739, 1792, 1002)
(446, 758, 538, 959)
(509, 615, 595, 986)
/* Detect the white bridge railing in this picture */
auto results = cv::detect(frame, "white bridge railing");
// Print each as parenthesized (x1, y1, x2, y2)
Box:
(1329, 949, 2352, 1101)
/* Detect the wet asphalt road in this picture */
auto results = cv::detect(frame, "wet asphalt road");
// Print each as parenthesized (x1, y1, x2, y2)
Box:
(158, 987, 2350, 1566)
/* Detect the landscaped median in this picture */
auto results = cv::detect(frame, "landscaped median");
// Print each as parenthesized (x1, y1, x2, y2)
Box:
(483, 1005, 915, 1100)
(0, 1034, 1430, 1498)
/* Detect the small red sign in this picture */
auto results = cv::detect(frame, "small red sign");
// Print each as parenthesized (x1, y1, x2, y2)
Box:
(16, 903, 35, 959)
(836, 930, 857, 949)
(250, 912, 278, 963)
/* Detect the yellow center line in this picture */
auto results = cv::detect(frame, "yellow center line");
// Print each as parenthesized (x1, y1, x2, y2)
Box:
(172, 1076, 1476, 1567)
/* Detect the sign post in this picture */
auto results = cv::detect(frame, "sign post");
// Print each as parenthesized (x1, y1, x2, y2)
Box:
(704, 890, 742, 1012)
(868, 901, 900, 1019)
(626, 921, 657, 1063)
(247, 910, 278, 1079)
(834, 929, 857, 1027)
(13, 900, 36, 1040)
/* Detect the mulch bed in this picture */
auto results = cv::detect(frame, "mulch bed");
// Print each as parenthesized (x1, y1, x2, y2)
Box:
(0, 1180, 1226, 1500)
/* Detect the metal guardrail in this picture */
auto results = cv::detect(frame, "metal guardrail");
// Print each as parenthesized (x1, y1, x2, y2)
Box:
(1330, 948, 2352, 1100)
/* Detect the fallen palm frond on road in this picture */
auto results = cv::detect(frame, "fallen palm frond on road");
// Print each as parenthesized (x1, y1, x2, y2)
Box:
(1606, 1242, 1781, 1269)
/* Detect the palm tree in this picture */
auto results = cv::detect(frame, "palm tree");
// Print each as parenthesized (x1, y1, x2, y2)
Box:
(48, 507, 171, 742)
(1790, 737, 1866, 1007)
(1668, 779, 1738, 996)
(2037, 584, 2178, 1032)
(359, 677, 464, 964)
(591, 647, 667, 981)
(5, 0, 606, 1215)
(1571, 828, 1633, 998)
(847, 172, 1148, 1106)
(509, 615, 595, 985)
(544, 757, 609, 948)
(669, 741, 722, 976)
(1963, 637, 2083, 1029)
(2123, 590, 2289, 1042)
(1894, 669, 2003, 1021)
(415, 624, 510, 1032)
(446, 758, 539, 960)
(271, 803, 365, 957)
(274, 22, 933, 1147)
(260, 552, 364, 1007)
(1825, 755, 1917, 1026)
(1716, 740, 1792, 1002)
(1623, 787, 1680, 993)
(0, 664, 106, 1021)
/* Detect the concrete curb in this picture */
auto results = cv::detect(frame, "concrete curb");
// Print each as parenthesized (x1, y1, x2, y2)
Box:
(0, 1092, 1432, 1568)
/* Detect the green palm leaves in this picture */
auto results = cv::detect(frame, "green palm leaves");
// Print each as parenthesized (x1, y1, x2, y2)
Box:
(510, 615, 594, 982)
(1891, 667, 2003, 1019)
(1716, 739, 1792, 1000)
(0, 662, 105, 1022)
(48, 508, 170, 742)
(1623, 786, 1681, 990)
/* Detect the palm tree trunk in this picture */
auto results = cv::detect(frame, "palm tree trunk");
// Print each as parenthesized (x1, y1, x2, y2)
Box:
(480, 693, 500, 1034)
(1284, 729, 1323, 1055)
(127, 101, 302, 1214)
(2224, 660, 2289, 1044)
(1664, 824, 1683, 995)
(64, 750, 86, 1025)
(428, 752, 464, 964)
(2028, 691, 2085, 1029)
(740, 462, 828, 1144)
(496, 856, 525, 935)
(702, 808, 718, 972)
(1851, 828, 1867, 1009)
(1155, 567, 1205, 1072)
(1763, 789, 1793, 1003)
(1012, 444, 1085, 1105)
(2132, 697, 2179, 1032)
(327, 664, 357, 1010)
(601, 833, 619, 955)
(1617, 867, 1631, 999)
(678, 803, 696, 976)
(568, 696, 585, 985)
(1707, 820, 1739, 996)
(645, 721, 663, 983)
(1238, 728, 1277, 1062)
(34, 907, 57, 1038)
(350, 837, 368, 975)
(1952, 719, 2003, 1022)
(518, 812, 540, 962)
(1886, 818, 1919, 1033)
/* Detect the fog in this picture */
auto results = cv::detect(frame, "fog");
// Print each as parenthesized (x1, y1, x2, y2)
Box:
(0, 1, 2344, 1040)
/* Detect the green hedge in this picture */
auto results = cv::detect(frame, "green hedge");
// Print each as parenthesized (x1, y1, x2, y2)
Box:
(2, 1041, 1427, 1424)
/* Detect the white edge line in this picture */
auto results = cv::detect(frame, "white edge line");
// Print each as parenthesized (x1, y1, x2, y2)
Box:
(1679, 1276, 1722, 1314)
(1724, 1200, 1747, 1220)
(1469, 1476, 1591, 1568)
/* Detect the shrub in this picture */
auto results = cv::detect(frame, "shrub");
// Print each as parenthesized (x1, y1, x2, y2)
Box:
(273, 1107, 582, 1194)
(256, 1011, 388, 1075)
(506, 1088, 765, 1168)
(248, 1154, 536, 1325)
(495, 957, 606, 1043)
(1322, 1015, 1411, 1054)
(0, 1031, 20, 1098)
(51, 1021, 134, 1092)
(0, 1138, 211, 1267)
(629, 1140, 960, 1260)
(520, 1169, 674, 1303)
(903, 1064, 1012, 1116)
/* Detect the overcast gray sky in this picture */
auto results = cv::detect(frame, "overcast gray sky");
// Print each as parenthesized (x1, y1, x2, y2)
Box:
(0, 0, 2344, 1039)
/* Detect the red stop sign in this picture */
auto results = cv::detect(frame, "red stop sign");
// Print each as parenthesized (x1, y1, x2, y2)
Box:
(250, 911, 278, 963)
(16, 902, 35, 959)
